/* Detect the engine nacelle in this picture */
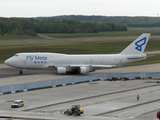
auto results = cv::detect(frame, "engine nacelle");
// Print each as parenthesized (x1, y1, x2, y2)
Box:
(80, 67, 89, 74)
(57, 67, 67, 74)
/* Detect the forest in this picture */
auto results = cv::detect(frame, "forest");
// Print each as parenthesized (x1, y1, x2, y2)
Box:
(1, 15, 159, 35)
(37, 15, 160, 27)
(0, 18, 127, 35)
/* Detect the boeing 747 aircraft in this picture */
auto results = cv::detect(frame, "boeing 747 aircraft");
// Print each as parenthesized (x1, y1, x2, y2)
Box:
(5, 33, 150, 74)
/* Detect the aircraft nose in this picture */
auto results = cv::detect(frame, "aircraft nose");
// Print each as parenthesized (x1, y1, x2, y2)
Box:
(4, 59, 10, 65)
(4, 58, 13, 66)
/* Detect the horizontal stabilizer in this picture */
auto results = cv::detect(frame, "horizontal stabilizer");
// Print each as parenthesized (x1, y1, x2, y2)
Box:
(127, 56, 146, 60)
(127, 54, 147, 60)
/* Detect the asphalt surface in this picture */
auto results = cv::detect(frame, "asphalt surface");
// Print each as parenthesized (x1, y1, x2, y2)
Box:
(0, 63, 160, 120)
(0, 63, 160, 86)
(0, 79, 160, 120)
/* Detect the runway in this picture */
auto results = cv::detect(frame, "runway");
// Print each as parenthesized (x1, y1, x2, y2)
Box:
(0, 63, 159, 86)
(0, 63, 160, 120)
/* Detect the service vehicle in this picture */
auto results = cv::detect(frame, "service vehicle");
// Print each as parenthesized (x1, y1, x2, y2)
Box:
(64, 105, 83, 116)
(11, 100, 24, 108)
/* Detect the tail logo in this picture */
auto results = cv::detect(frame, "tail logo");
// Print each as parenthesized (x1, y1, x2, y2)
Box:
(135, 37, 146, 52)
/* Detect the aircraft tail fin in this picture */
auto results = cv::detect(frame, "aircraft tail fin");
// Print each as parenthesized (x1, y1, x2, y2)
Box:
(120, 33, 151, 54)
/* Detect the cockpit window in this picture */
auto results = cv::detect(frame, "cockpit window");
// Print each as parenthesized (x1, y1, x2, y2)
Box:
(14, 55, 18, 57)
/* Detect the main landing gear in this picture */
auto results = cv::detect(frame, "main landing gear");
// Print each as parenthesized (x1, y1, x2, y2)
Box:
(19, 70, 23, 75)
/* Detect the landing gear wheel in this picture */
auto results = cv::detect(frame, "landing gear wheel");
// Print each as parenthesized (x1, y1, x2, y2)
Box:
(19, 70, 23, 75)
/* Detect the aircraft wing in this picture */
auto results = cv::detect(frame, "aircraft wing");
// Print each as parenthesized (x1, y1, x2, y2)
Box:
(91, 65, 116, 68)
(70, 64, 116, 68)
(48, 64, 116, 68)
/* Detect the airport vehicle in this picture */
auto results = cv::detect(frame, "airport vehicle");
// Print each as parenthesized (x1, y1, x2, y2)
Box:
(157, 111, 160, 120)
(11, 100, 24, 108)
(64, 105, 84, 116)
(5, 33, 150, 74)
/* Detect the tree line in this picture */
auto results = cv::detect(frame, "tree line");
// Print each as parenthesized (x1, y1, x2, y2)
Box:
(37, 15, 160, 27)
(0, 18, 127, 35)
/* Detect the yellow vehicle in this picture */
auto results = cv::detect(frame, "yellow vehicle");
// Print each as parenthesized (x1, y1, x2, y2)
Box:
(64, 105, 84, 116)
(11, 100, 24, 108)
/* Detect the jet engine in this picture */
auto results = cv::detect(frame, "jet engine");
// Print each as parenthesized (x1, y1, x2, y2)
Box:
(57, 67, 67, 74)
(80, 67, 89, 74)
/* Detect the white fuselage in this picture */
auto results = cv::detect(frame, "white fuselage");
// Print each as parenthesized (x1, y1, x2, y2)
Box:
(5, 52, 146, 69)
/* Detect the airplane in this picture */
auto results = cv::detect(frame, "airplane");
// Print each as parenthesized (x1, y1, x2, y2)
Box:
(5, 33, 150, 74)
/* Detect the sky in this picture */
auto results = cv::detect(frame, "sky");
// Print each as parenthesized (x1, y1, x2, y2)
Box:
(0, 0, 160, 17)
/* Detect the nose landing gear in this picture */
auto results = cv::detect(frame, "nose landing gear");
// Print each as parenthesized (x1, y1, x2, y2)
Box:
(19, 70, 23, 75)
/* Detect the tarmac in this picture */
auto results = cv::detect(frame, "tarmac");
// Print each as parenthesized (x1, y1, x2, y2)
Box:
(0, 63, 160, 120)
(0, 63, 160, 85)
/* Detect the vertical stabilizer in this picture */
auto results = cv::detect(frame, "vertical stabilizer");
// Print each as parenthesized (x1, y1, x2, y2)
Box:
(120, 33, 151, 54)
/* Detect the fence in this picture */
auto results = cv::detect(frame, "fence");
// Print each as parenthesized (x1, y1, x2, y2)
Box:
(101, 72, 160, 79)
(0, 72, 160, 94)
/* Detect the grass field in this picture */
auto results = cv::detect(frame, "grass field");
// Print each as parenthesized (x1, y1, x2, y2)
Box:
(0, 27, 160, 65)
(1, 38, 160, 64)
(0, 34, 47, 41)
